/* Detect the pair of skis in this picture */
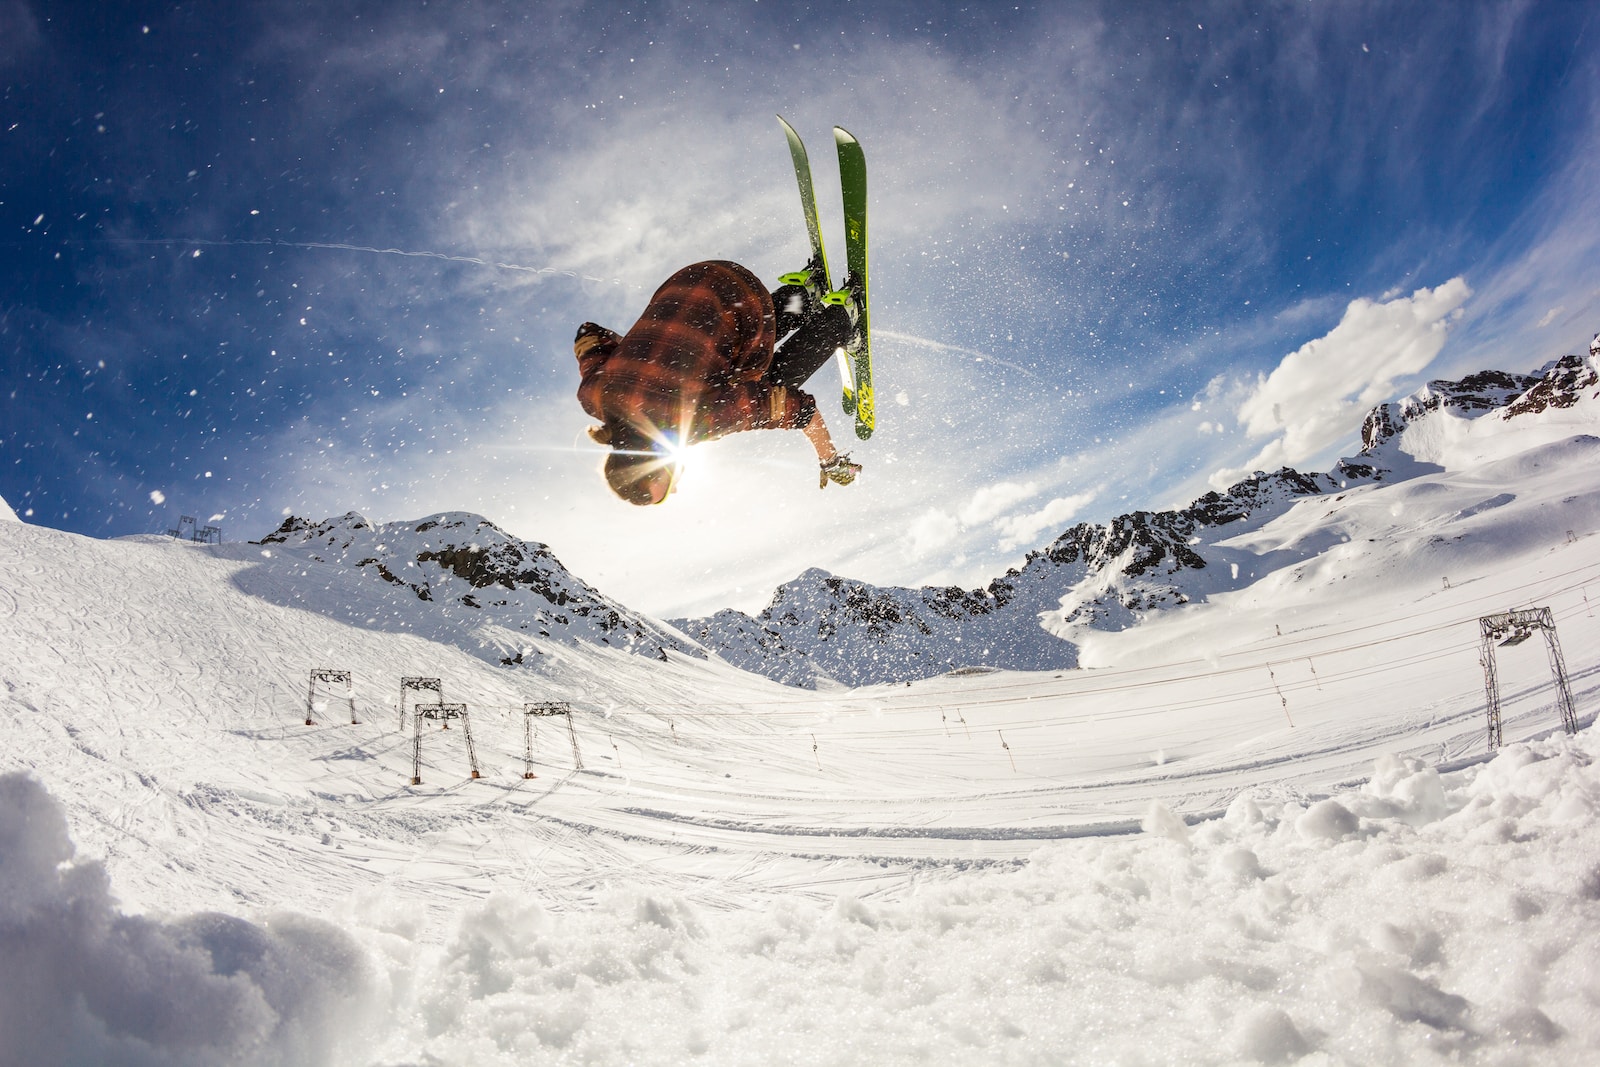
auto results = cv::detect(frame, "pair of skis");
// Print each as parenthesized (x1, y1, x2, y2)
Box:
(777, 115, 873, 440)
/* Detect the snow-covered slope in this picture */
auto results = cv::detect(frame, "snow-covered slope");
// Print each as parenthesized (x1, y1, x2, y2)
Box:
(0, 492, 18, 523)
(2, 349, 1599, 1064)
(679, 346, 1600, 687)
(2, 470, 1598, 1064)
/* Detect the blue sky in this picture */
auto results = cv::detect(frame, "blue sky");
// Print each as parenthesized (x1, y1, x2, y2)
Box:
(3, 1, 1598, 616)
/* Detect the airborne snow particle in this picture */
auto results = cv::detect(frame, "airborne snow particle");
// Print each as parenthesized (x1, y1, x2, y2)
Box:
(149, 490, 165, 505)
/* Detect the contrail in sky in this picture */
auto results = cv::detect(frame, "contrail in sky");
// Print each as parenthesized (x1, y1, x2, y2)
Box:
(875, 329, 1046, 382)
(66, 237, 641, 288)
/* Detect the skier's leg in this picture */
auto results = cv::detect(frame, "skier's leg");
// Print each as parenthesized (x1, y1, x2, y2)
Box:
(772, 283, 811, 338)
(768, 302, 852, 389)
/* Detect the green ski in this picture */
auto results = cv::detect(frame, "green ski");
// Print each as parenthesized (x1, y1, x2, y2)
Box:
(775, 115, 833, 305)
(832, 125, 872, 440)
(777, 115, 862, 421)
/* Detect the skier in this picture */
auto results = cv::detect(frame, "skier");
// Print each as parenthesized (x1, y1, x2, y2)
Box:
(574, 260, 863, 506)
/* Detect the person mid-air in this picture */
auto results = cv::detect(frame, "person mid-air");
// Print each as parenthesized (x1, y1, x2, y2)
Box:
(574, 260, 862, 505)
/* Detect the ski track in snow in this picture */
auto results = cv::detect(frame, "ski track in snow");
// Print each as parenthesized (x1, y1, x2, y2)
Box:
(3, 506, 1598, 919)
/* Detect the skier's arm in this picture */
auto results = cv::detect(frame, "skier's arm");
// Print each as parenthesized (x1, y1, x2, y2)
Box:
(801, 409, 838, 463)
(807, 412, 861, 487)
(702, 382, 860, 486)
(573, 323, 622, 423)
(700, 381, 816, 437)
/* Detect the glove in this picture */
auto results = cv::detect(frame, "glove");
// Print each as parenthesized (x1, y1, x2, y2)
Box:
(819, 453, 862, 488)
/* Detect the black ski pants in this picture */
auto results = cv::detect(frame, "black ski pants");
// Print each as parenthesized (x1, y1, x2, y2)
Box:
(766, 284, 853, 390)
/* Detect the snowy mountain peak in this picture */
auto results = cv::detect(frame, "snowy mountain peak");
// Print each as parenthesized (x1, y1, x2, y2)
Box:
(1361, 351, 1598, 452)
(1032, 466, 1342, 578)
(681, 340, 1600, 688)
(1360, 369, 1540, 451)
(256, 510, 702, 661)
(672, 464, 1347, 688)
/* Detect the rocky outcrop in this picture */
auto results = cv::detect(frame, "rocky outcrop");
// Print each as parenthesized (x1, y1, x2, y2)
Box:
(1361, 352, 1599, 451)
(1361, 370, 1540, 451)
(1503, 352, 1600, 418)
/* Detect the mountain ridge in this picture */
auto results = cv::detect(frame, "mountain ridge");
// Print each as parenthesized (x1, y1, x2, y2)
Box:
(673, 342, 1600, 688)
(253, 509, 703, 664)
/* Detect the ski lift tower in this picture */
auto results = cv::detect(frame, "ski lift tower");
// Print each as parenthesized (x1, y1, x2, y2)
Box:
(409, 703, 482, 785)
(305, 668, 356, 725)
(398, 676, 443, 731)
(522, 701, 583, 777)
(1478, 607, 1579, 750)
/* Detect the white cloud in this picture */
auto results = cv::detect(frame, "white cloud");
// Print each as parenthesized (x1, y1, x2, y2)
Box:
(957, 481, 1039, 526)
(996, 491, 1099, 551)
(908, 509, 962, 557)
(1212, 278, 1471, 487)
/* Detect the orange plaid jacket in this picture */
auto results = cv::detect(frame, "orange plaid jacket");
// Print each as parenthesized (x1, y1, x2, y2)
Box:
(575, 261, 816, 446)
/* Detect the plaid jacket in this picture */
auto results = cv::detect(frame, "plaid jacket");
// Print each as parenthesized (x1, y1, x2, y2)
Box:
(575, 261, 816, 446)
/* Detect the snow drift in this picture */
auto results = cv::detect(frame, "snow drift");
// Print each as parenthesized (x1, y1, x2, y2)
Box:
(0, 772, 375, 1067)
(5, 731, 1598, 1065)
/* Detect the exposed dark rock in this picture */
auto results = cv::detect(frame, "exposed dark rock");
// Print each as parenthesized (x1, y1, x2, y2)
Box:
(1504, 353, 1599, 417)
(1361, 354, 1598, 450)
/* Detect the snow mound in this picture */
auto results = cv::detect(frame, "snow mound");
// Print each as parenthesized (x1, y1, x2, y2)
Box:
(0, 772, 375, 1066)
(0, 494, 17, 523)
(9, 730, 1600, 1065)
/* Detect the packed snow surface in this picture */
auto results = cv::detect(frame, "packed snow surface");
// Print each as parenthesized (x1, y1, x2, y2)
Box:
(2, 377, 1600, 1063)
